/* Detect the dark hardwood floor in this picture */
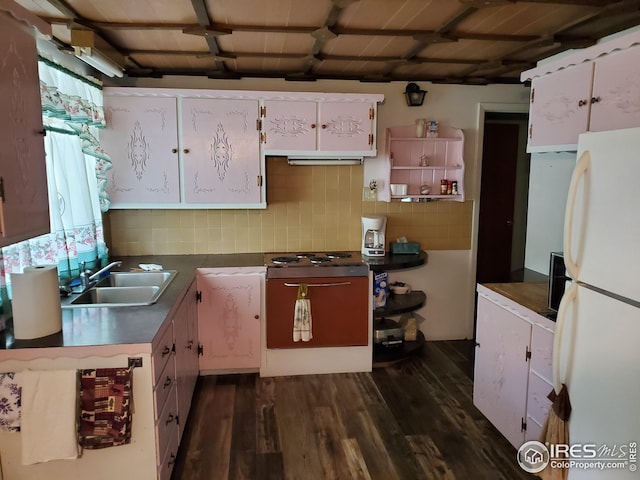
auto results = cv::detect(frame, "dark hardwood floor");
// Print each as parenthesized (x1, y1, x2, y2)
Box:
(172, 341, 535, 480)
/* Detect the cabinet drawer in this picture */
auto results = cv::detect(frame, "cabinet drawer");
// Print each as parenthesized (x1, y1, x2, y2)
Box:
(527, 372, 553, 427)
(530, 323, 554, 383)
(152, 323, 174, 385)
(158, 422, 180, 480)
(153, 356, 176, 419)
(156, 383, 178, 465)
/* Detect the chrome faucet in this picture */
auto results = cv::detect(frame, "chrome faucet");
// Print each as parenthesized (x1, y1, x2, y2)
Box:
(88, 261, 123, 282)
(79, 260, 123, 290)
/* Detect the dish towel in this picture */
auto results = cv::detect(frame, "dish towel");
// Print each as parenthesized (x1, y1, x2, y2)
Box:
(0, 373, 21, 432)
(19, 369, 79, 465)
(293, 284, 313, 342)
(78, 367, 133, 450)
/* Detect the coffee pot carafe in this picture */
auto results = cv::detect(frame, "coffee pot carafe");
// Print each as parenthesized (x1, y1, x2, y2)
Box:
(361, 215, 387, 257)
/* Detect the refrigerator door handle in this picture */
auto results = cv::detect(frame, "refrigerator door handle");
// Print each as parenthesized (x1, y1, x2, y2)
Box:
(563, 150, 591, 281)
(552, 282, 577, 393)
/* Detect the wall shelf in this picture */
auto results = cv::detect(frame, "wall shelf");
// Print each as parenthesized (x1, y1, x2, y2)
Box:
(386, 125, 465, 202)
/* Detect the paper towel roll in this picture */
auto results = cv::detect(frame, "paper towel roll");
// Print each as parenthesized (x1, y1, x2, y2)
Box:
(11, 265, 62, 340)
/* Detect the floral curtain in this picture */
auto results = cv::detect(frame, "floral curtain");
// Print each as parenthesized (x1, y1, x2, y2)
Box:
(0, 58, 112, 312)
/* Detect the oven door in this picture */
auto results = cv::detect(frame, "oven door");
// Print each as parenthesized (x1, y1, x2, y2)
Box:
(266, 276, 369, 348)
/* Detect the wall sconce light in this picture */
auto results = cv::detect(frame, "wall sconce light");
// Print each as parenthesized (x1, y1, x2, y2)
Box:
(405, 82, 427, 107)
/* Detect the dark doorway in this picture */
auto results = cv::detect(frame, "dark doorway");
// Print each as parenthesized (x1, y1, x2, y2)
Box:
(476, 113, 530, 284)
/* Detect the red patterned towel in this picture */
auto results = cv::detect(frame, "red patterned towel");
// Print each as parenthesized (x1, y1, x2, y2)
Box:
(78, 367, 133, 449)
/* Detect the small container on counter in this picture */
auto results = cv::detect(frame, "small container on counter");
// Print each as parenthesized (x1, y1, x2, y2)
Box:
(440, 179, 448, 195)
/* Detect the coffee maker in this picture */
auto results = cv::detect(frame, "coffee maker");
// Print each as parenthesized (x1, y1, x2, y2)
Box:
(361, 215, 387, 257)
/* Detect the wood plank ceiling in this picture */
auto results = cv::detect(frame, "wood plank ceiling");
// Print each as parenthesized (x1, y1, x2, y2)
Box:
(16, 0, 640, 84)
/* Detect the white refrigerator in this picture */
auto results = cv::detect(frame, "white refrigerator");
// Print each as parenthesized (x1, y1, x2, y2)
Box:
(555, 127, 640, 479)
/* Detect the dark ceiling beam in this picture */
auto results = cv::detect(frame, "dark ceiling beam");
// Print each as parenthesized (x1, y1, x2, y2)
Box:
(189, 0, 227, 72)
(302, 0, 359, 77)
(52, 18, 542, 43)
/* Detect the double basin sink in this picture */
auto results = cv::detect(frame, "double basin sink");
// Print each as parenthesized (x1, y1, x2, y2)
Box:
(62, 271, 177, 308)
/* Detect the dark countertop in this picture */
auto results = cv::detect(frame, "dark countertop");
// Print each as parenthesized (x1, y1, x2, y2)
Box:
(0, 254, 264, 352)
(0, 250, 430, 354)
(368, 250, 428, 272)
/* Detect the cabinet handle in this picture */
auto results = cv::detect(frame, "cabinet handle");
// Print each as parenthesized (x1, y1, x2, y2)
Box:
(590, 96, 601, 104)
(284, 281, 351, 287)
(168, 453, 176, 467)
(163, 376, 172, 388)
(186, 340, 194, 350)
(161, 345, 171, 357)
(577, 99, 588, 107)
(165, 413, 175, 425)
(183, 148, 190, 154)
(171, 148, 178, 154)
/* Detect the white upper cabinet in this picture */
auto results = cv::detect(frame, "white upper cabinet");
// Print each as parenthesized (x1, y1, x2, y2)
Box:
(522, 29, 640, 152)
(181, 98, 262, 205)
(261, 92, 382, 157)
(588, 46, 640, 133)
(102, 88, 266, 209)
(527, 62, 593, 151)
(0, 4, 51, 247)
(262, 99, 317, 151)
(102, 96, 180, 205)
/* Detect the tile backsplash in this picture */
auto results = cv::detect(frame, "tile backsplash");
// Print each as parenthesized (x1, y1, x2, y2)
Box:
(107, 157, 472, 255)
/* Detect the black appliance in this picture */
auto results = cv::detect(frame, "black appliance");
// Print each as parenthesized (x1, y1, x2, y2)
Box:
(548, 252, 569, 315)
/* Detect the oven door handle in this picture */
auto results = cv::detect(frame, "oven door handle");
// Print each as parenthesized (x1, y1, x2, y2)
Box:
(284, 281, 352, 287)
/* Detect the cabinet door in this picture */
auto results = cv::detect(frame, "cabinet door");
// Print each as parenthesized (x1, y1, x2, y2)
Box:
(173, 279, 199, 437)
(589, 46, 640, 132)
(181, 98, 262, 205)
(0, 15, 49, 246)
(263, 99, 317, 151)
(317, 102, 374, 152)
(528, 62, 593, 149)
(102, 96, 180, 205)
(473, 295, 531, 448)
(197, 272, 261, 371)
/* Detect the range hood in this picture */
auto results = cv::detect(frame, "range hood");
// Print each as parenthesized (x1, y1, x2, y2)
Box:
(287, 156, 363, 166)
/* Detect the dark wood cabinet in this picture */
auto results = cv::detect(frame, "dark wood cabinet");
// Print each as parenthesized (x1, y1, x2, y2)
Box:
(266, 276, 369, 348)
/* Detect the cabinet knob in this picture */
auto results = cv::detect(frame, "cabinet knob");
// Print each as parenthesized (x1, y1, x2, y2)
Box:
(590, 96, 601, 104)
(578, 99, 588, 107)
(163, 376, 172, 388)
(172, 148, 178, 154)
(165, 413, 175, 425)
(321, 124, 327, 129)
(254, 315, 259, 319)
(161, 345, 172, 357)
(311, 123, 316, 129)
(183, 148, 190, 154)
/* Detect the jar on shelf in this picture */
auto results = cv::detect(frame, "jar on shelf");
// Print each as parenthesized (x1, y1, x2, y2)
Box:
(415, 119, 425, 138)
(440, 179, 448, 195)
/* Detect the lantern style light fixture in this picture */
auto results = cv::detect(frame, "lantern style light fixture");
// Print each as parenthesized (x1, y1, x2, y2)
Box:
(404, 82, 427, 107)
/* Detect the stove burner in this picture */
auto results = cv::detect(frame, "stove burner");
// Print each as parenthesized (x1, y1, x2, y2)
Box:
(271, 256, 300, 265)
(309, 256, 332, 264)
(325, 252, 352, 259)
(296, 253, 316, 258)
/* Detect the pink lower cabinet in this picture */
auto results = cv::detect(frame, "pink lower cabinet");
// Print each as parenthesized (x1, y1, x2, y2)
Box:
(196, 267, 265, 373)
(474, 285, 555, 449)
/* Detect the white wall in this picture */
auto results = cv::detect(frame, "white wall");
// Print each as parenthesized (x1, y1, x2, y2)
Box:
(107, 75, 530, 339)
(524, 151, 576, 273)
